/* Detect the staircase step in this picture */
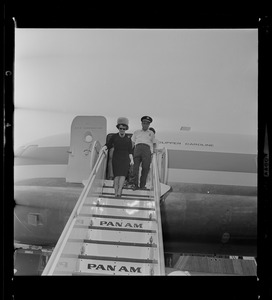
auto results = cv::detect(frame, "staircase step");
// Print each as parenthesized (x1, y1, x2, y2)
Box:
(76, 215, 158, 230)
(80, 205, 156, 219)
(83, 202, 155, 211)
(100, 194, 153, 200)
(102, 187, 151, 196)
(85, 197, 155, 209)
(76, 256, 158, 275)
(81, 240, 157, 259)
(78, 213, 157, 221)
(70, 226, 158, 244)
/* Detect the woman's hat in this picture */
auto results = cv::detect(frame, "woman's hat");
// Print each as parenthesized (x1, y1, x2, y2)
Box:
(116, 117, 129, 129)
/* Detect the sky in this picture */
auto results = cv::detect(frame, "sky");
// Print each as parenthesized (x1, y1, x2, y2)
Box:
(14, 29, 258, 149)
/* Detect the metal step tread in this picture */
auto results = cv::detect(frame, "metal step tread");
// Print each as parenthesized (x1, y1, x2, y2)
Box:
(103, 185, 151, 191)
(80, 206, 155, 218)
(65, 238, 157, 248)
(102, 188, 151, 197)
(69, 226, 158, 244)
(53, 255, 159, 276)
(99, 194, 154, 200)
(83, 203, 155, 211)
(76, 256, 159, 275)
(78, 213, 157, 221)
(75, 215, 158, 230)
(78, 254, 158, 264)
(84, 239, 157, 247)
(81, 241, 158, 260)
(75, 224, 157, 233)
(101, 192, 151, 199)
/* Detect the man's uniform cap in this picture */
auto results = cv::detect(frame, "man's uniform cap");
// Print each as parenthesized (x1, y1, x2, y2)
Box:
(141, 116, 153, 123)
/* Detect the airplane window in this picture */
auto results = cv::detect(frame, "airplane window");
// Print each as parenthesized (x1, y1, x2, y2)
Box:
(85, 135, 93, 143)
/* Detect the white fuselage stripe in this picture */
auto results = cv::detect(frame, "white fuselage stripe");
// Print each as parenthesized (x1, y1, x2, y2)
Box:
(167, 149, 257, 174)
(167, 168, 257, 187)
(14, 165, 68, 182)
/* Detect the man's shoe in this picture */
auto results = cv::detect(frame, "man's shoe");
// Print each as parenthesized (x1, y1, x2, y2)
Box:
(140, 186, 147, 190)
(132, 185, 139, 191)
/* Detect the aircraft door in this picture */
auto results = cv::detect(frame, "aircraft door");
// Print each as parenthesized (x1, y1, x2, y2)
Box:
(66, 116, 107, 183)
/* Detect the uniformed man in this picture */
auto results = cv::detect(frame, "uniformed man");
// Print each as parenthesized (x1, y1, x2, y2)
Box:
(131, 116, 155, 190)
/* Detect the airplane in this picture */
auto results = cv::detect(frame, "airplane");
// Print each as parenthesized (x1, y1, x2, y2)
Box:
(13, 115, 257, 275)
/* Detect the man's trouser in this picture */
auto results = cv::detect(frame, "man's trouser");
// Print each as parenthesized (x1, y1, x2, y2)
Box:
(132, 143, 151, 188)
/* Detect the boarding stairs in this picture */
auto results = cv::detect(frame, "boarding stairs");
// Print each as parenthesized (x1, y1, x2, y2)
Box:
(42, 148, 166, 275)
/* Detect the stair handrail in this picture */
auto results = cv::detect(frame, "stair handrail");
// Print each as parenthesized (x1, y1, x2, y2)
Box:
(163, 147, 168, 184)
(156, 147, 168, 184)
(151, 151, 165, 275)
(42, 147, 108, 275)
(89, 140, 102, 170)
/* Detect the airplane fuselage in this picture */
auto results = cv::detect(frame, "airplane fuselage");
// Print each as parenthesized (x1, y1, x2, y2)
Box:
(14, 130, 257, 257)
